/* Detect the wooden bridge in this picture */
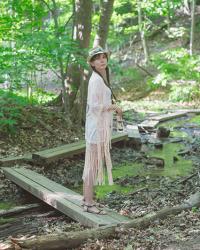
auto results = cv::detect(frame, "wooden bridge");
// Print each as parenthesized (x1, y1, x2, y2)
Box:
(0, 130, 140, 166)
(2, 111, 200, 228)
(1, 132, 136, 227)
(2, 167, 131, 228)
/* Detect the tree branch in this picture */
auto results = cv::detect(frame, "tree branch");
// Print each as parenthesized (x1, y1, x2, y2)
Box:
(62, 13, 74, 31)
(51, 68, 62, 79)
(39, 0, 53, 12)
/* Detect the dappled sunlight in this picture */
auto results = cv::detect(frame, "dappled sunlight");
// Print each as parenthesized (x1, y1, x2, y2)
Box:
(42, 191, 82, 206)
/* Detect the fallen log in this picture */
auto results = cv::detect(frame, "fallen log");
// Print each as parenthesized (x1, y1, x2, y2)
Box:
(0, 203, 40, 217)
(11, 191, 200, 250)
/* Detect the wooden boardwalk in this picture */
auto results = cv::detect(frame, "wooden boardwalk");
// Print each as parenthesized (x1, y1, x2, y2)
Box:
(138, 111, 189, 129)
(2, 167, 130, 228)
(0, 132, 129, 166)
(32, 132, 128, 163)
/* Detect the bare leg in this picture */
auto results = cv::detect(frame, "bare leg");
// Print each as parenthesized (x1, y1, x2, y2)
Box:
(82, 144, 106, 214)
(83, 182, 93, 205)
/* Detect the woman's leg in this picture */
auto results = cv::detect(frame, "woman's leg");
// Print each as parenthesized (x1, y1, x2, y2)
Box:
(83, 144, 106, 214)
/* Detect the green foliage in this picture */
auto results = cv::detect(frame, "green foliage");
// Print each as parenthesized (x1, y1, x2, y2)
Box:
(192, 207, 199, 213)
(0, 89, 30, 133)
(0, 0, 84, 92)
(109, 0, 183, 49)
(0, 88, 55, 133)
(149, 48, 200, 101)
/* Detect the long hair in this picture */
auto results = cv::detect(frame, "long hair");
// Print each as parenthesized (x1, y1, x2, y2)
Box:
(90, 54, 117, 102)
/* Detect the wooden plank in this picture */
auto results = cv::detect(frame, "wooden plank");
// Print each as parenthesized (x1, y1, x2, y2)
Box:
(0, 153, 32, 166)
(2, 167, 114, 227)
(138, 120, 159, 129)
(126, 125, 140, 139)
(111, 132, 128, 143)
(36, 141, 85, 155)
(2, 167, 130, 227)
(150, 111, 188, 122)
(32, 133, 128, 162)
(170, 109, 200, 114)
(14, 168, 130, 224)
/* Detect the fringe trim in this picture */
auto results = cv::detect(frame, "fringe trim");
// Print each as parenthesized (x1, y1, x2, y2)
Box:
(83, 116, 113, 186)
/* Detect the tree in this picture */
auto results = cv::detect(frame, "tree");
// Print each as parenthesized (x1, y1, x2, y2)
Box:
(65, 0, 92, 120)
(189, 0, 196, 56)
(93, 0, 115, 48)
(137, 0, 149, 65)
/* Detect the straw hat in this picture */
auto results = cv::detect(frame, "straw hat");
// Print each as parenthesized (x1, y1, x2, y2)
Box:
(87, 46, 109, 63)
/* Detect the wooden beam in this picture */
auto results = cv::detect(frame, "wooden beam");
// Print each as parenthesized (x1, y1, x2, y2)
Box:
(138, 120, 159, 129)
(150, 111, 188, 122)
(2, 167, 130, 228)
(32, 133, 128, 163)
(0, 154, 32, 167)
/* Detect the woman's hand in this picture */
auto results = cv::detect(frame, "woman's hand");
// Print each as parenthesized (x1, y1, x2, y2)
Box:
(108, 104, 122, 117)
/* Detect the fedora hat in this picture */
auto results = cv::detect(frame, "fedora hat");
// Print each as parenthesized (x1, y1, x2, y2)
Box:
(87, 46, 109, 62)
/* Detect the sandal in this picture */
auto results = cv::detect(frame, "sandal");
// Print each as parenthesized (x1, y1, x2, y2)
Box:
(81, 199, 105, 208)
(83, 204, 107, 215)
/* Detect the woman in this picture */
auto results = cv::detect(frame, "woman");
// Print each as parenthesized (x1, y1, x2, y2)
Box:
(82, 46, 122, 214)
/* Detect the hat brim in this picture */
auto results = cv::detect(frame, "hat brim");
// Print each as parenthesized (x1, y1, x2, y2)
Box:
(87, 51, 109, 63)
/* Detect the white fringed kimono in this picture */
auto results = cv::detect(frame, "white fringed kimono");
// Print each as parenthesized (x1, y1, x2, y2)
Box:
(82, 71, 113, 186)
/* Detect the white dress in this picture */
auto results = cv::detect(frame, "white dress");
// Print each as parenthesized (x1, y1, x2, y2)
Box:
(82, 71, 113, 185)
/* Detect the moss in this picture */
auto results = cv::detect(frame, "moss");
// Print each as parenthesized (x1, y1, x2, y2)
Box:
(170, 130, 188, 138)
(148, 143, 193, 178)
(95, 163, 143, 199)
(0, 202, 16, 210)
(0, 217, 16, 225)
(95, 143, 193, 200)
(190, 115, 200, 125)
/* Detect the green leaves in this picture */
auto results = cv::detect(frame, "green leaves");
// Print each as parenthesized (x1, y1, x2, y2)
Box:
(150, 48, 200, 101)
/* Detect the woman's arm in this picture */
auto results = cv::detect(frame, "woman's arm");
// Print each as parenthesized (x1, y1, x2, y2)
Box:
(106, 104, 123, 117)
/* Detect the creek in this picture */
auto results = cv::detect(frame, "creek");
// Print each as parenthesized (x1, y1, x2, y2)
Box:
(94, 114, 200, 200)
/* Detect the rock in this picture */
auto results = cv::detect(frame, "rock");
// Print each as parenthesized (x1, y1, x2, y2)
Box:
(173, 156, 179, 162)
(146, 157, 165, 168)
(156, 127, 170, 138)
(154, 143, 163, 149)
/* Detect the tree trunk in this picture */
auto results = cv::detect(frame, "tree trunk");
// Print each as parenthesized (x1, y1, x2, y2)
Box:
(184, 0, 191, 15)
(189, 0, 196, 56)
(66, 0, 92, 120)
(137, 0, 149, 65)
(93, 0, 115, 48)
(80, 0, 114, 123)
(11, 191, 200, 250)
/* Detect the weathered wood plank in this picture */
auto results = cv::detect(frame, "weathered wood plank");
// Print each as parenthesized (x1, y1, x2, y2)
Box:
(2, 167, 130, 227)
(14, 168, 130, 223)
(126, 125, 140, 139)
(138, 120, 159, 129)
(0, 153, 32, 166)
(2, 168, 111, 227)
(150, 111, 188, 122)
(170, 109, 200, 114)
(32, 133, 128, 162)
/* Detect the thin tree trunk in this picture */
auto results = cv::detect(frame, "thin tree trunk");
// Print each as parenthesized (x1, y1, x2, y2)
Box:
(93, 0, 115, 48)
(166, 0, 171, 32)
(137, 0, 149, 64)
(66, 0, 92, 123)
(190, 0, 196, 56)
(80, 0, 114, 123)
(184, 0, 191, 15)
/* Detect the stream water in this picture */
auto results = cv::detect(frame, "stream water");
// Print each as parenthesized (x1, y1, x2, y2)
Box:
(94, 114, 198, 200)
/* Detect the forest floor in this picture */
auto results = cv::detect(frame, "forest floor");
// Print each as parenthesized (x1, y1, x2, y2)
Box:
(1, 100, 200, 250)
